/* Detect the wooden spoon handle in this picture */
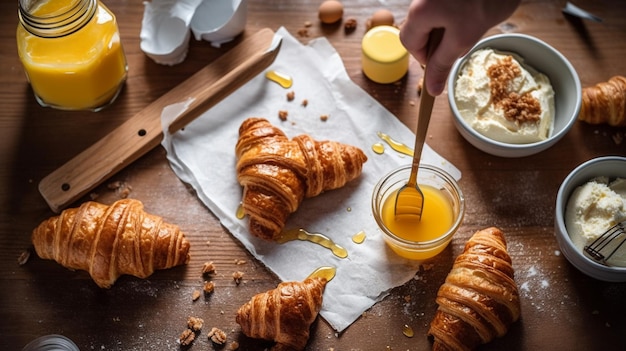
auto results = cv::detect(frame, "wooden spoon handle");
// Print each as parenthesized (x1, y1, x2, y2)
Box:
(39, 28, 280, 213)
(408, 28, 444, 187)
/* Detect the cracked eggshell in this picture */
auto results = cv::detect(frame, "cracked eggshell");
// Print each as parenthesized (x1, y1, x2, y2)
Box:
(140, 0, 203, 66)
(190, 0, 247, 48)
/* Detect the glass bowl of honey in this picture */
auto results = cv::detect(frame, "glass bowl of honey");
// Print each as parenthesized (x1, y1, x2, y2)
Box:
(372, 165, 464, 260)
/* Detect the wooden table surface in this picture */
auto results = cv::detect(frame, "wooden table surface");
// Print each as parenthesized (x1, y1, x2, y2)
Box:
(2, 0, 626, 350)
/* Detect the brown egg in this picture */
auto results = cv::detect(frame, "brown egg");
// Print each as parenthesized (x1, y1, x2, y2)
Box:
(369, 9, 394, 29)
(319, 0, 344, 24)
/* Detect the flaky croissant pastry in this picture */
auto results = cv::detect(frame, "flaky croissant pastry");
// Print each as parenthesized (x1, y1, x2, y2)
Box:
(236, 277, 327, 351)
(578, 75, 626, 126)
(428, 227, 521, 351)
(235, 117, 367, 240)
(32, 199, 190, 288)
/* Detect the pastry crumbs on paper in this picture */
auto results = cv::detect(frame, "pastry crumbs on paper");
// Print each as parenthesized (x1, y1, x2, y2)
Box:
(278, 110, 288, 121)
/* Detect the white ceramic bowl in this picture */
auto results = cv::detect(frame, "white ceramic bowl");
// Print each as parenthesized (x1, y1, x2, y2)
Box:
(448, 33, 581, 157)
(555, 156, 626, 282)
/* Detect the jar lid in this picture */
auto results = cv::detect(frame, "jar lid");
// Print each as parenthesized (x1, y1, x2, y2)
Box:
(361, 25, 409, 84)
(22, 335, 80, 351)
(362, 25, 407, 64)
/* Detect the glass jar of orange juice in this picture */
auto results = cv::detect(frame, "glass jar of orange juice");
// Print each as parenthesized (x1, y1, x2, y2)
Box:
(16, 0, 128, 111)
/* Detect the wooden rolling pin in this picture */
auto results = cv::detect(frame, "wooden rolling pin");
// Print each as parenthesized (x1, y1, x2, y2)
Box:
(39, 28, 281, 213)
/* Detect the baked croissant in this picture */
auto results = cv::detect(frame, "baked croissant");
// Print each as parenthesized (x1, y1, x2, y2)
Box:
(578, 75, 626, 126)
(235, 117, 367, 240)
(428, 227, 521, 351)
(236, 277, 327, 351)
(31, 199, 190, 288)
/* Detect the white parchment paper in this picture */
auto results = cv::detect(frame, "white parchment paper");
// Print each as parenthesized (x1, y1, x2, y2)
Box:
(161, 27, 461, 332)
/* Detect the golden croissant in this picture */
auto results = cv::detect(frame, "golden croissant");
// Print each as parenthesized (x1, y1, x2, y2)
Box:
(428, 227, 521, 351)
(31, 199, 191, 288)
(236, 277, 327, 351)
(235, 117, 367, 240)
(578, 75, 626, 126)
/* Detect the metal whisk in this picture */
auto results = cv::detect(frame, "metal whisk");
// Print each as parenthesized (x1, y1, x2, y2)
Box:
(584, 220, 626, 265)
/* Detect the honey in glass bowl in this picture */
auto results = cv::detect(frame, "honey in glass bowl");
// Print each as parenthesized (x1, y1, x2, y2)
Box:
(372, 165, 464, 260)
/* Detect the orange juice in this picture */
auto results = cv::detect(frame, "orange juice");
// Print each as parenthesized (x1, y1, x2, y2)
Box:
(381, 185, 454, 260)
(16, 0, 127, 111)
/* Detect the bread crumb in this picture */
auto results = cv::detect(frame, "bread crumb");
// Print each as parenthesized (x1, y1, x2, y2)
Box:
(320, 114, 329, 122)
(192, 289, 201, 301)
(420, 263, 434, 271)
(17, 249, 30, 266)
(297, 28, 309, 37)
(203, 281, 215, 294)
(187, 316, 204, 332)
(234, 259, 247, 265)
(301, 99, 308, 107)
(208, 327, 227, 345)
(228, 341, 240, 350)
(232, 271, 244, 285)
(279, 110, 288, 121)
(107, 180, 132, 199)
(202, 261, 216, 275)
(304, 21, 312, 27)
(344, 18, 357, 32)
(179, 328, 195, 346)
(286, 91, 295, 101)
(417, 77, 423, 96)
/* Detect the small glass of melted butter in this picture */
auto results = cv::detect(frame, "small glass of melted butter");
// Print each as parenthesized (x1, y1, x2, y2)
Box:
(372, 165, 465, 260)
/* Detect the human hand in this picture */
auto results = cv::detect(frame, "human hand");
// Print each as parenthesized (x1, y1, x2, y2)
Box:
(399, 0, 520, 95)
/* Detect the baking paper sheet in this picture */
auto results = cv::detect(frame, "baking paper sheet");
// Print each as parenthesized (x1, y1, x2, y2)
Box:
(161, 27, 461, 332)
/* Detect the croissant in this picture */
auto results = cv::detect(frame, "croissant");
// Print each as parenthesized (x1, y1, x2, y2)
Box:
(236, 277, 327, 351)
(31, 199, 190, 288)
(578, 75, 626, 126)
(428, 227, 521, 351)
(235, 117, 367, 240)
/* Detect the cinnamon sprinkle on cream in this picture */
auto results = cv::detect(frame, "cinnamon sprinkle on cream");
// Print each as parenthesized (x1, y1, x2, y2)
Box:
(488, 56, 542, 124)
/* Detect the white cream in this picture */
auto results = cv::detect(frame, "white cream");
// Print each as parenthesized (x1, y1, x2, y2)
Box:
(565, 177, 626, 265)
(455, 48, 555, 144)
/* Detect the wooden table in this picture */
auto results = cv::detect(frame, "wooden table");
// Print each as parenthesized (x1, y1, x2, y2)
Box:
(2, 0, 625, 350)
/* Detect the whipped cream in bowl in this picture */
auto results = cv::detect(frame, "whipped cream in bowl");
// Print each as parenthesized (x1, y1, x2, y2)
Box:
(455, 48, 554, 144)
(448, 34, 580, 157)
(555, 156, 626, 282)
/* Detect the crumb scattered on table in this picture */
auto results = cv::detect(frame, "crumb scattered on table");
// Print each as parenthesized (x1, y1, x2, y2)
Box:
(202, 261, 216, 275)
(232, 271, 244, 285)
(208, 327, 227, 344)
(203, 281, 215, 294)
(187, 316, 204, 332)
